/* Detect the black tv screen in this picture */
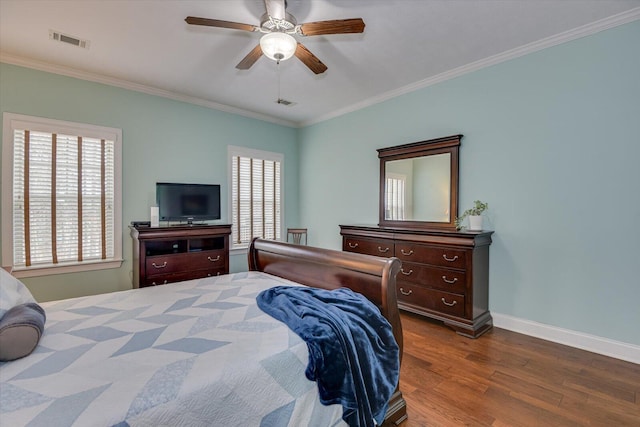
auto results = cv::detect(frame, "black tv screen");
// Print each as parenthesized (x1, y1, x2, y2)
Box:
(156, 183, 221, 223)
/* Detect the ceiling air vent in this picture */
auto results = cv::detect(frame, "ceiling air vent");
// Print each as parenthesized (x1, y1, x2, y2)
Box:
(49, 30, 90, 49)
(276, 98, 296, 106)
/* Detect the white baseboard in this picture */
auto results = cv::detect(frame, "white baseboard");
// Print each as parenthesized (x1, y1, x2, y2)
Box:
(492, 312, 640, 365)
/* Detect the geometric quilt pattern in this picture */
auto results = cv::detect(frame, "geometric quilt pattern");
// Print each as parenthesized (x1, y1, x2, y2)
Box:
(0, 272, 346, 426)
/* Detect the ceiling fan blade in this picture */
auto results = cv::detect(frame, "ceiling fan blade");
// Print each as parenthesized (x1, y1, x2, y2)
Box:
(264, 0, 286, 20)
(299, 18, 365, 36)
(294, 43, 327, 74)
(185, 16, 258, 32)
(236, 44, 263, 70)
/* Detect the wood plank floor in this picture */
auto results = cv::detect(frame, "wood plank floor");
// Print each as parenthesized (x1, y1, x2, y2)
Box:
(397, 312, 640, 426)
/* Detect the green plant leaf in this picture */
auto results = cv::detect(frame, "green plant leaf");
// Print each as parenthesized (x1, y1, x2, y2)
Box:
(456, 200, 488, 229)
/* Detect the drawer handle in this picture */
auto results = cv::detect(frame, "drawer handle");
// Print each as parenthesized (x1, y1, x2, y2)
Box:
(400, 269, 413, 276)
(152, 262, 168, 269)
(208, 255, 221, 262)
(151, 280, 168, 286)
(348, 242, 359, 249)
(400, 249, 414, 256)
(377, 246, 390, 253)
(442, 276, 458, 284)
(399, 288, 413, 296)
(442, 254, 459, 262)
(441, 298, 457, 307)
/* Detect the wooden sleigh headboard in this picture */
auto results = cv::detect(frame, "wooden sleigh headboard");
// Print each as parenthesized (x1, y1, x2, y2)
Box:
(248, 238, 408, 426)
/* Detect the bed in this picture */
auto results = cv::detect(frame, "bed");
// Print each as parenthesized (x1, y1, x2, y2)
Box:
(0, 238, 407, 426)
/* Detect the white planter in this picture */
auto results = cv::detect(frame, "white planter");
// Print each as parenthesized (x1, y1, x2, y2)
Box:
(468, 215, 483, 231)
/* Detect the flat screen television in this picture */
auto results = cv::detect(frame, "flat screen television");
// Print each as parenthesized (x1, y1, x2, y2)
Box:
(156, 182, 221, 223)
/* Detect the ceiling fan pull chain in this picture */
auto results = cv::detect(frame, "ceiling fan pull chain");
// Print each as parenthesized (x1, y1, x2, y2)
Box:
(277, 62, 282, 103)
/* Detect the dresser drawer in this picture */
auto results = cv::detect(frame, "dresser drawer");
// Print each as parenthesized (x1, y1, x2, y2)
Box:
(145, 250, 226, 276)
(395, 243, 467, 269)
(186, 250, 226, 270)
(340, 224, 493, 337)
(398, 261, 467, 293)
(132, 225, 231, 289)
(145, 253, 191, 276)
(343, 237, 394, 258)
(396, 283, 466, 317)
(142, 268, 225, 286)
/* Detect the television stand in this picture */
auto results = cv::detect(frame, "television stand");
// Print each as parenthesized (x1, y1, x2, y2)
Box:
(130, 224, 231, 288)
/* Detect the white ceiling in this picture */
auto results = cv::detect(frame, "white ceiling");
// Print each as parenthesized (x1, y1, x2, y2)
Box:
(1, 0, 639, 127)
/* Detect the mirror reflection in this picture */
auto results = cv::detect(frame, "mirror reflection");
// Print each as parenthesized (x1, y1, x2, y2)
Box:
(378, 134, 461, 230)
(384, 153, 451, 222)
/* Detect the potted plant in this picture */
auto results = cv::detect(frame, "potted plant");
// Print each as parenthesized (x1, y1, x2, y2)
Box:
(455, 200, 488, 231)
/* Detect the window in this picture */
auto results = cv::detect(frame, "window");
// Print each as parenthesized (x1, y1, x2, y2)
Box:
(2, 113, 123, 277)
(385, 173, 406, 220)
(228, 146, 283, 249)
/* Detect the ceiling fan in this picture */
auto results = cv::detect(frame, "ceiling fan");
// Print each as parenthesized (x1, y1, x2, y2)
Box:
(185, 0, 365, 74)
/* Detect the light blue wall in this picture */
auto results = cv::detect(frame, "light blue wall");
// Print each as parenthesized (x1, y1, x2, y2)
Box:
(298, 21, 640, 345)
(2, 20, 638, 346)
(0, 63, 299, 301)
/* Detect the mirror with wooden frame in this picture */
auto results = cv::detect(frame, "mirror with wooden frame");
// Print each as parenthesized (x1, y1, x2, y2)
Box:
(378, 135, 461, 230)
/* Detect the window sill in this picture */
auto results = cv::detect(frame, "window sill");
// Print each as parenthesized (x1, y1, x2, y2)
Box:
(230, 238, 287, 256)
(230, 246, 249, 256)
(10, 259, 124, 278)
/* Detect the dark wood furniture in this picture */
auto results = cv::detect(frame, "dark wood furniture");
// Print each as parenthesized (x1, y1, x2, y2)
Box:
(340, 224, 493, 338)
(130, 224, 231, 288)
(286, 227, 308, 245)
(248, 238, 407, 426)
(356, 134, 494, 338)
(379, 134, 461, 230)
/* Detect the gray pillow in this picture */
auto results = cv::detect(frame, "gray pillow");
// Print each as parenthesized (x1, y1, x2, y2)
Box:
(1, 267, 36, 320)
(0, 302, 46, 361)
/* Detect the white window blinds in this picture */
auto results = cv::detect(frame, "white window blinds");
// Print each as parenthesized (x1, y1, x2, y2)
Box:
(2, 113, 122, 276)
(385, 175, 406, 220)
(230, 150, 282, 247)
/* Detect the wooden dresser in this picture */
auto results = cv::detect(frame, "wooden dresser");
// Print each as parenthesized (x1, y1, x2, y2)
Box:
(340, 224, 493, 338)
(130, 224, 231, 288)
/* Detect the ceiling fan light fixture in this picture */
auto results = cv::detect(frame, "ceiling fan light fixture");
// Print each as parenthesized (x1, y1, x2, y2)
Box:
(260, 32, 297, 62)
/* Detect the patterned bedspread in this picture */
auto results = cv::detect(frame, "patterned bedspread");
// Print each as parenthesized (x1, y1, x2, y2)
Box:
(0, 272, 346, 427)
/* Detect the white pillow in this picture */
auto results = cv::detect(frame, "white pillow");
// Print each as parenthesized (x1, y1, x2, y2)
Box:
(0, 268, 36, 320)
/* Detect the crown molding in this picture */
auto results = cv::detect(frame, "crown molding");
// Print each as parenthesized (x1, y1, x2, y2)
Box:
(301, 7, 640, 127)
(2, 8, 638, 129)
(0, 52, 298, 128)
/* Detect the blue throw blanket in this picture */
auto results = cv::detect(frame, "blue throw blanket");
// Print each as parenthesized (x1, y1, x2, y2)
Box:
(256, 286, 399, 427)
